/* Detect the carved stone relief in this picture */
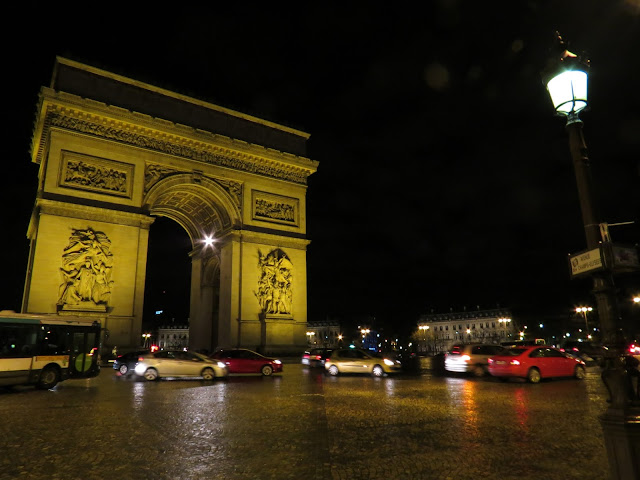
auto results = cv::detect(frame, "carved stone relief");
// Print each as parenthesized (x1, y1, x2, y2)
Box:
(254, 248, 293, 315)
(48, 110, 311, 184)
(252, 191, 298, 226)
(58, 227, 114, 310)
(144, 164, 176, 193)
(60, 151, 133, 197)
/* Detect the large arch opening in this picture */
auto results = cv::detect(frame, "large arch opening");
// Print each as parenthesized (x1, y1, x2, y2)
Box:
(142, 216, 192, 335)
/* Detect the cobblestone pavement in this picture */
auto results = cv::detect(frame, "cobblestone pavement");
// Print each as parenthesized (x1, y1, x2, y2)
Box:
(0, 361, 611, 480)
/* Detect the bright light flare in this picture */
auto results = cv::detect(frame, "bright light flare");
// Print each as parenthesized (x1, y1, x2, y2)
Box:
(203, 235, 215, 247)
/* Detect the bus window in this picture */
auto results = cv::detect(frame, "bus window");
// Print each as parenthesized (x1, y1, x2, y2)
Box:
(0, 325, 38, 358)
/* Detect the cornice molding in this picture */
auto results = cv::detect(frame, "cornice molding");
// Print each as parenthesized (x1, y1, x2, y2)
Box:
(36, 198, 155, 228)
(33, 91, 318, 185)
(216, 229, 311, 251)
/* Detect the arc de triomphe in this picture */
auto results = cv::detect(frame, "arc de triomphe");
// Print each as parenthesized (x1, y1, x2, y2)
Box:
(22, 57, 318, 354)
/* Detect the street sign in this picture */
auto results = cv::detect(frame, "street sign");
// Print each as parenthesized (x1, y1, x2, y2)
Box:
(569, 248, 603, 278)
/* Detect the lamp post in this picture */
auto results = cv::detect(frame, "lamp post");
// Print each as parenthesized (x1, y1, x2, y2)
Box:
(542, 32, 639, 480)
(576, 306, 593, 337)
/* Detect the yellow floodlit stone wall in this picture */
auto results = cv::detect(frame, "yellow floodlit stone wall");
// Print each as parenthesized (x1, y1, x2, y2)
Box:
(23, 57, 317, 354)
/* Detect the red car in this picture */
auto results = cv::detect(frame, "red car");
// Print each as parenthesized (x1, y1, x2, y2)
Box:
(488, 345, 586, 383)
(210, 348, 283, 376)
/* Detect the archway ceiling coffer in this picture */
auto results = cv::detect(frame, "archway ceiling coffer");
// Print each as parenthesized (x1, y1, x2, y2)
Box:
(154, 190, 226, 233)
(34, 103, 316, 185)
(144, 163, 242, 208)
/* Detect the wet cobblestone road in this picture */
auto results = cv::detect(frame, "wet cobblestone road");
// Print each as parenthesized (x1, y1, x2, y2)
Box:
(0, 362, 610, 480)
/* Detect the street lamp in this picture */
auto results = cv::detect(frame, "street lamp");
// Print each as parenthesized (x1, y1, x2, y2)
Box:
(142, 333, 151, 348)
(575, 306, 593, 335)
(541, 32, 619, 344)
(543, 32, 638, 480)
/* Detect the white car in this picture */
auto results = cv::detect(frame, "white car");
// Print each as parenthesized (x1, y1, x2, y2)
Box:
(444, 343, 506, 376)
(134, 350, 228, 381)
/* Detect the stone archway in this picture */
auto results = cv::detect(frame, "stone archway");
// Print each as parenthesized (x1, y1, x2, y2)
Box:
(22, 57, 317, 355)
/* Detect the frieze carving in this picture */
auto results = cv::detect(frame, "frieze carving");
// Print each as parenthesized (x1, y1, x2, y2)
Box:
(214, 179, 242, 208)
(145, 164, 176, 193)
(58, 227, 114, 310)
(48, 110, 310, 184)
(60, 151, 132, 197)
(254, 248, 293, 315)
(252, 191, 298, 226)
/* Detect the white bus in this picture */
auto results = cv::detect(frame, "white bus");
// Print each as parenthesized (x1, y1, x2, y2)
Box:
(0, 311, 101, 389)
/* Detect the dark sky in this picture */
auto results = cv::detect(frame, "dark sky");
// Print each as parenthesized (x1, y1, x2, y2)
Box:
(2, 2, 639, 335)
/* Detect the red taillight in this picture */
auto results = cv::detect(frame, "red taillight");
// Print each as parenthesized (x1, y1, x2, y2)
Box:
(138, 356, 145, 362)
(488, 358, 494, 365)
(314, 355, 322, 360)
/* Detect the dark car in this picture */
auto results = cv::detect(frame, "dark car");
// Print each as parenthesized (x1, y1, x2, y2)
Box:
(210, 348, 283, 376)
(560, 340, 608, 364)
(113, 350, 149, 376)
(302, 348, 334, 368)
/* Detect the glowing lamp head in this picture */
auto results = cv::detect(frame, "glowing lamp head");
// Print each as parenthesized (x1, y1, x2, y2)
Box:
(542, 32, 589, 117)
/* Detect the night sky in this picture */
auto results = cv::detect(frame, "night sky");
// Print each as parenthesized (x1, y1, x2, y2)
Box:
(2, 2, 639, 337)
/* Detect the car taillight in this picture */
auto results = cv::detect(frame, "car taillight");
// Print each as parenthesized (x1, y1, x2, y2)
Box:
(314, 355, 322, 360)
(488, 358, 494, 365)
(138, 357, 145, 362)
(510, 360, 520, 366)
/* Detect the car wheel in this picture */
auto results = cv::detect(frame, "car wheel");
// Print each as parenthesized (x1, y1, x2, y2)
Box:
(37, 366, 60, 389)
(261, 365, 273, 376)
(143, 368, 158, 381)
(118, 364, 129, 375)
(328, 365, 339, 376)
(472, 364, 486, 377)
(574, 365, 586, 380)
(372, 365, 384, 377)
(527, 368, 541, 384)
(201, 368, 215, 380)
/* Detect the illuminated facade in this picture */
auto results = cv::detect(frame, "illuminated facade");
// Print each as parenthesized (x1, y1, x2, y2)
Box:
(416, 308, 517, 353)
(22, 57, 317, 355)
(306, 320, 341, 347)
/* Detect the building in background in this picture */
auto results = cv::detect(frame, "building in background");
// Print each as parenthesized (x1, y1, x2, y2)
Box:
(415, 308, 517, 353)
(157, 325, 189, 350)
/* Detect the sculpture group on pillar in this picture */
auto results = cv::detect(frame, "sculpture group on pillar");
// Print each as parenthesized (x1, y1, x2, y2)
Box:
(254, 248, 293, 315)
(58, 227, 114, 308)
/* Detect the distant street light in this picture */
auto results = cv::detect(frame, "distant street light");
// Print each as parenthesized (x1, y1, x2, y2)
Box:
(576, 306, 593, 335)
(142, 333, 151, 347)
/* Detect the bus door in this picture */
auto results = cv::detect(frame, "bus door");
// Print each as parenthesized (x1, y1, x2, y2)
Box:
(68, 329, 99, 378)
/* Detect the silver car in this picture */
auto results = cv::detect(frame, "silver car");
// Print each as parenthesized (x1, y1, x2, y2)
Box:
(444, 344, 506, 377)
(324, 348, 401, 377)
(134, 350, 228, 381)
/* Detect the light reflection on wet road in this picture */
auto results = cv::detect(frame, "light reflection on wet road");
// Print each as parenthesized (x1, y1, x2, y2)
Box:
(0, 364, 610, 480)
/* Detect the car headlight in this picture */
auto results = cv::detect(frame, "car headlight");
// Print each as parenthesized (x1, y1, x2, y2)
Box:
(274, 359, 282, 364)
(134, 364, 146, 374)
(383, 358, 394, 366)
(217, 362, 226, 369)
